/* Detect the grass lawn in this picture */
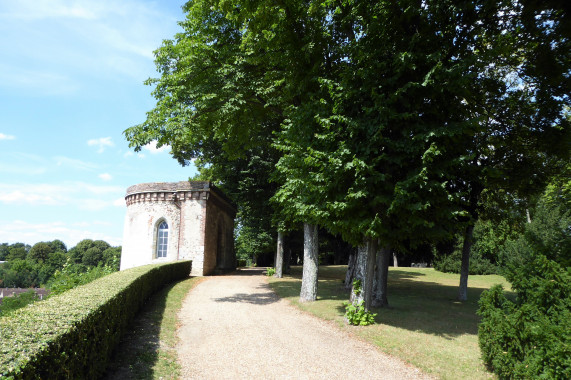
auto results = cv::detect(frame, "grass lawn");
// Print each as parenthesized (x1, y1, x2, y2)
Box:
(268, 266, 512, 380)
(103, 276, 203, 380)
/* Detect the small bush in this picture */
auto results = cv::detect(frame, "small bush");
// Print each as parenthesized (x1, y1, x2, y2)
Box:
(344, 300, 377, 326)
(344, 279, 377, 326)
(266, 267, 276, 276)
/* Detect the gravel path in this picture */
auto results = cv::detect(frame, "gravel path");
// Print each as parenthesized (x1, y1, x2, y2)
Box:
(176, 268, 432, 379)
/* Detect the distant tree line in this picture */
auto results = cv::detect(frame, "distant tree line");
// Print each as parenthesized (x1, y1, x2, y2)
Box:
(0, 239, 121, 289)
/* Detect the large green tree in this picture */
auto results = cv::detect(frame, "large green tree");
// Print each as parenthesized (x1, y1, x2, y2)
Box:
(275, 0, 569, 305)
(124, 0, 294, 264)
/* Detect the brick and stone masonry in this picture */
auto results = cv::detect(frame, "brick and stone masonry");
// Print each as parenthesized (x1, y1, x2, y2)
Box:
(120, 181, 237, 276)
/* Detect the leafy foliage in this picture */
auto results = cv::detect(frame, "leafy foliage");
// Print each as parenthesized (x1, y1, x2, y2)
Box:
(0, 290, 38, 317)
(47, 258, 117, 296)
(2, 243, 30, 261)
(434, 249, 498, 275)
(0, 261, 192, 379)
(433, 218, 521, 275)
(0, 240, 120, 288)
(266, 267, 276, 277)
(344, 279, 376, 326)
(478, 201, 571, 378)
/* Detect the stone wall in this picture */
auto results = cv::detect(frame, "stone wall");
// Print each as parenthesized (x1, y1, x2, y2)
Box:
(120, 181, 236, 276)
(120, 194, 182, 270)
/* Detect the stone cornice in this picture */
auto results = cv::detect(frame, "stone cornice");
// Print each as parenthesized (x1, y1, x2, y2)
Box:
(124, 181, 237, 215)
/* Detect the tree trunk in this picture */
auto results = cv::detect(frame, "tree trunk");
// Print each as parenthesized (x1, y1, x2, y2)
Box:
(344, 250, 357, 290)
(275, 231, 284, 278)
(284, 247, 291, 274)
(300, 223, 318, 302)
(457, 224, 474, 301)
(373, 244, 390, 307)
(393, 251, 398, 267)
(349, 238, 377, 310)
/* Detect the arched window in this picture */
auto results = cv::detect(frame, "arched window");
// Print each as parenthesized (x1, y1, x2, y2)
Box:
(156, 221, 168, 258)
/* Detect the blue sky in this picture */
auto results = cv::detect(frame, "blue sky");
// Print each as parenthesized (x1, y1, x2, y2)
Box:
(0, 0, 198, 249)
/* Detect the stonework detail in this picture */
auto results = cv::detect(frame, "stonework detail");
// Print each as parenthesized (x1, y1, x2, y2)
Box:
(120, 181, 236, 276)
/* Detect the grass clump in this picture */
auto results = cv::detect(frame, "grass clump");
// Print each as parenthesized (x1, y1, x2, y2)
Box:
(268, 265, 511, 379)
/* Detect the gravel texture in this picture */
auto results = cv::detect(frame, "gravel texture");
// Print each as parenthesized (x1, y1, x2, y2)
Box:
(176, 268, 432, 379)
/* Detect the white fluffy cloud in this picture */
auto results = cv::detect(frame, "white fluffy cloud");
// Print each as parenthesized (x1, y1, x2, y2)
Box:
(99, 173, 112, 181)
(0, 182, 123, 207)
(143, 141, 170, 155)
(0, 220, 121, 248)
(0, 133, 16, 140)
(0, 190, 60, 205)
(87, 137, 114, 153)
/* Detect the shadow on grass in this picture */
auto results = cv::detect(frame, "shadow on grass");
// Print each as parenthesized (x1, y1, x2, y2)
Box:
(271, 266, 513, 340)
(102, 281, 179, 380)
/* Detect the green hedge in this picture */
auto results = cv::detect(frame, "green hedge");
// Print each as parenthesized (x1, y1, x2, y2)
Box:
(0, 260, 191, 379)
(478, 202, 570, 378)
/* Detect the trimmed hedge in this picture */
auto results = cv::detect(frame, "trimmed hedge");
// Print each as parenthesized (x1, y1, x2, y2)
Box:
(0, 260, 191, 379)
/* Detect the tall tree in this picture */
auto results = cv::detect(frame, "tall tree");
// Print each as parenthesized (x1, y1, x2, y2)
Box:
(125, 0, 334, 300)
(123, 0, 291, 263)
(27, 242, 53, 264)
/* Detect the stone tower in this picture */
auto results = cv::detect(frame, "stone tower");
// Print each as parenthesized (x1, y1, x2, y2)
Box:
(120, 181, 236, 276)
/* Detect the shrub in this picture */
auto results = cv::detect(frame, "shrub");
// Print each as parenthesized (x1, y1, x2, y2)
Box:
(0, 260, 191, 379)
(47, 260, 116, 295)
(344, 280, 377, 326)
(433, 219, 506, 275)
(478, 203, 570, 378)
(433, 246, 498, 275)
(0, 291, 38, 317)
(344, 300, 377, 326)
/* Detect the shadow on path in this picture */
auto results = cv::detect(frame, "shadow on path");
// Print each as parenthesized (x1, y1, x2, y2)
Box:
(213, 269, 280, 305)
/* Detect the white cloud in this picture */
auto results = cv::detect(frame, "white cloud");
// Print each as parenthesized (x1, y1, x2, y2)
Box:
(113, 197, 126, 207)
(0, 152, 48, 175)
(143, 141, 170, 155)
(99, 173, 112, 181)
(0, 182, 123, 207)
(55, 156, 98, 171)
(87, 137, 114, 153)
(0, 190, 60, 205)
(0, 1, 97, 21)
(0, 220, 121, 248)
(0, 133, 15, 140)
(123, 151, 134, 158)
